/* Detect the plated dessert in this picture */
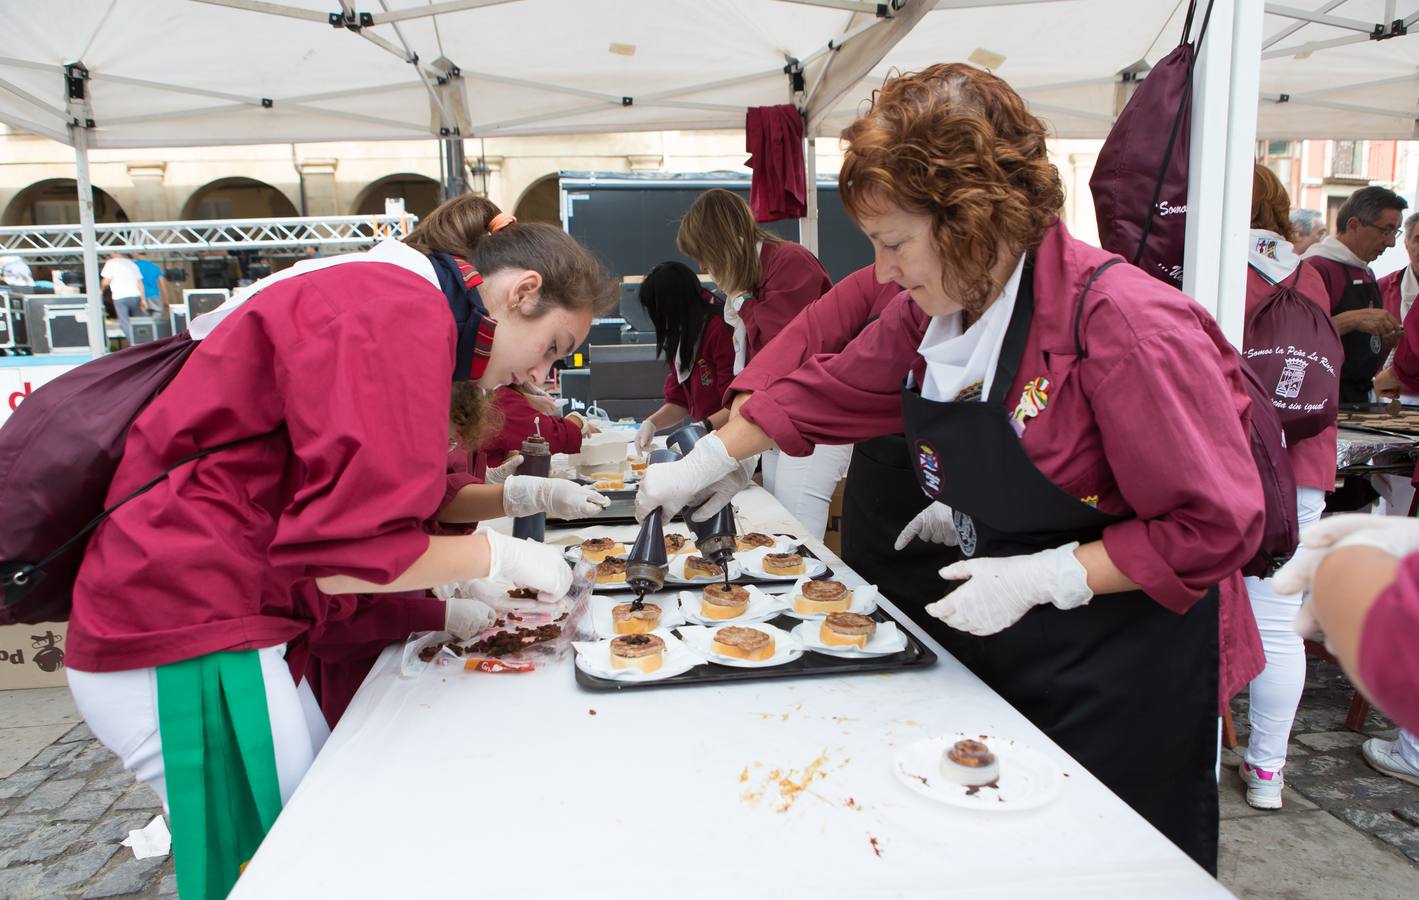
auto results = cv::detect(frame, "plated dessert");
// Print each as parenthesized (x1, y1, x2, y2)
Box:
(664, 533, 690, 555)
(684, 556, 723, 579)
(595, 557, 628, 585)
(701, 583, 750, 620)
(794, 579, 851, 614)
(710, 625, 774, 661)
(609, 633, 665, 673)
(611, 601, 661, 634)
(735, 532, 776, 551)
(763, 552, 805, 576)
(819, 611, 877, 649)
(940, 739, 999, 787)
(591, 479, 624, 490)
(581, 537, 625, 562)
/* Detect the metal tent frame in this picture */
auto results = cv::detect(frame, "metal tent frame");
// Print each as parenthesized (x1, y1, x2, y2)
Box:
(0, 0, 1415, 356)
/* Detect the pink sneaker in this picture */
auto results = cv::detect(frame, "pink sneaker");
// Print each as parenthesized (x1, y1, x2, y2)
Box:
(1240, 761, 1284, 809)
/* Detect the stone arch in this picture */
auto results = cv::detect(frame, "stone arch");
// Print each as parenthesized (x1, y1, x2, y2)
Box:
(180, 176, 298, 221)
(1, 179, 129, 226)
(512, 173, 561, 226)
(351, 173, 441, 218)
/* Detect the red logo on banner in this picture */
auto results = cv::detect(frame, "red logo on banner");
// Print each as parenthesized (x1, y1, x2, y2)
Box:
(8, 381, 32, 411)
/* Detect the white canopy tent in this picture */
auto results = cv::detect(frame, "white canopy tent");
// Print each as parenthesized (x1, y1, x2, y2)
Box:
(0, 0, 1416, 356)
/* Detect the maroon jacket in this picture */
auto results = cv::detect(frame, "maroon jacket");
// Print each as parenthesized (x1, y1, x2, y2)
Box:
(739, 240, 832, 364)
(663, 315, 735, 420)
(1363, 550, 1419, 733)
(739, 221, 1266, 707)
(70, 261, 455, 673)
(481, 386, 584, 469)
(732, 264, 905, 396)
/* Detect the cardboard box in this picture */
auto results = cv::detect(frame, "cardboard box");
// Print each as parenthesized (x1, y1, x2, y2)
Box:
(0, 622, 70, 689)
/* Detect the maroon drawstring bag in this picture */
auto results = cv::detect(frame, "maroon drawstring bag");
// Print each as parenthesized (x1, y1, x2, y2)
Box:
(1242, 264, 1343, 445)
(0, 334, 246, 624)
(1090, 0, 1213, 288)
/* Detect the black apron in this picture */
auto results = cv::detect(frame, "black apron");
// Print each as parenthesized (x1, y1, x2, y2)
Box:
(1335, 275, 1384, 403)
(899, 261, 1220, 874)
(840, 436, 959, 608)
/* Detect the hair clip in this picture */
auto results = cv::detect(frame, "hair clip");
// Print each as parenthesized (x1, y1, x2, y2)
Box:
(489, 212, 517, 234)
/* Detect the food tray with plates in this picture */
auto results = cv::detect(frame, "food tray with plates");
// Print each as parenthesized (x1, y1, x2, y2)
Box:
(571, 600, 937, 691)
(569, 534, 837, 587)
(1337, 402, 1419, 437)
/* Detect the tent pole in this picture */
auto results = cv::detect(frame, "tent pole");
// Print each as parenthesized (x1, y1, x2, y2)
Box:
(442, 134, 468, 199)
(800, 135, 819, 254)
(1182, 0, 1263, 347)
(72, 126, 106, 358)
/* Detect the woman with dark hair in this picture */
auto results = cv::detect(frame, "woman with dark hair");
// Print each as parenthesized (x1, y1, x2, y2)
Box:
(62, 194, 616, 898)
(676, 190, 848, 538)
(633, 261, 736, 444)
(639, 63, 1266, 871)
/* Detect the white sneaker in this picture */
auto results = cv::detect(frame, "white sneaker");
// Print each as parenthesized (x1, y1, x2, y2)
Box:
(1240, 761, 1284, 810)
(1362, 738, 1419, 786)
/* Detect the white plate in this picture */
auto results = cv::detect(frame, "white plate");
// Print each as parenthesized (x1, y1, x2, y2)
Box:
(664, 554, 743, 585)
(675, 622, 803, 668)
(893, 734, 1064, 811)
(572, 629, 703, 682)
(676, 586, 788, 626)
(590, 595, 685, 639)
(790, 618, 908, 658)
(777, 578, 880, 620)
(736, 546, 828, 582)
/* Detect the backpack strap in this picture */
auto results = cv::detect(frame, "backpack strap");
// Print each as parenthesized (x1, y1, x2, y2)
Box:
(1073, 259, 1124, 358)
(2, 432, 274, 596)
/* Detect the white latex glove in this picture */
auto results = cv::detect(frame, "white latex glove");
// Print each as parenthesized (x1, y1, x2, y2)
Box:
(565, 412, 599, 436)
(485, 452, 523, 486)
(894, 502, 959, 551)
(502, 475, 609, 519)
(924, 542, 1091, 636)
(483, 530, 572, 602)
(635, 433, 750, 522)
(635, 420, 658, 454)
(1274, 513, 1419, 595)
(444, 595, 497, 638)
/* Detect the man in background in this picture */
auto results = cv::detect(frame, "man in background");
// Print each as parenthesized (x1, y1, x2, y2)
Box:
(100, 252, 145, 342)
(134, 253, 167, 318)
(1290, 208, 1327, 255)
(1303, 186, 1407, 403)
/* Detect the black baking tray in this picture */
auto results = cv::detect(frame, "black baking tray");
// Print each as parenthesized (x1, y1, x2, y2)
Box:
(573, 539, 937, 690)
(573, 607, 938, 691)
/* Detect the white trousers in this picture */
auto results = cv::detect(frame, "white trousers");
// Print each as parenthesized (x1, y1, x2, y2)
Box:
(759, 444, 853, 540)
(67, 644, 330, 809)
(1397, 730, 1419, 766)
(1243, 486, 1327, 772)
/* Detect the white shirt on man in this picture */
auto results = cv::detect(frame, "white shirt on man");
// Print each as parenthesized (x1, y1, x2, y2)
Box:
(101, 257, 144, 299)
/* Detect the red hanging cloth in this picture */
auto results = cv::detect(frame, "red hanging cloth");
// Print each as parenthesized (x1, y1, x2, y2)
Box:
(746, 105, 806, 223)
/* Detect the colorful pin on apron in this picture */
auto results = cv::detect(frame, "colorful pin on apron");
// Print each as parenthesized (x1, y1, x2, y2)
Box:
(1010, 376, 1051, 436)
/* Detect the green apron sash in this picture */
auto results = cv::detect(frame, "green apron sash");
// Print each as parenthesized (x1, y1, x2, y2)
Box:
(157, 650, 283, 899)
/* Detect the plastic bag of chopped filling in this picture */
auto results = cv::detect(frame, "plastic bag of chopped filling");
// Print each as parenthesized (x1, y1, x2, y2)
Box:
(402, 558, 595, 676)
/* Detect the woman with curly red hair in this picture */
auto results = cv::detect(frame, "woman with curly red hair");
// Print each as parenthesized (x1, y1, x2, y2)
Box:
(638, 64, 1266, 871)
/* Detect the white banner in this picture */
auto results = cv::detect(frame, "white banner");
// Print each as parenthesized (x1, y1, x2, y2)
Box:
(0, 361, 82, 427)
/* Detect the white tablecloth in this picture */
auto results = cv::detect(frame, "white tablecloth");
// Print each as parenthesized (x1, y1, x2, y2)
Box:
(233, 486, 1229, 899)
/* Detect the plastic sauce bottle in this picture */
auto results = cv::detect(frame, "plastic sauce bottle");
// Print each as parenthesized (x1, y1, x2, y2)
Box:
(511, 423, 551, 541)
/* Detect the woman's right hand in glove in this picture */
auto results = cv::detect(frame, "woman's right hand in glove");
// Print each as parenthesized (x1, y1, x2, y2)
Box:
(482, 530, 572, 602)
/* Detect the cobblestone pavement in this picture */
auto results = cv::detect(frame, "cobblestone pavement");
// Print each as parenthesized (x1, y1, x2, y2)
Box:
(1, 657, 1416, 898)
